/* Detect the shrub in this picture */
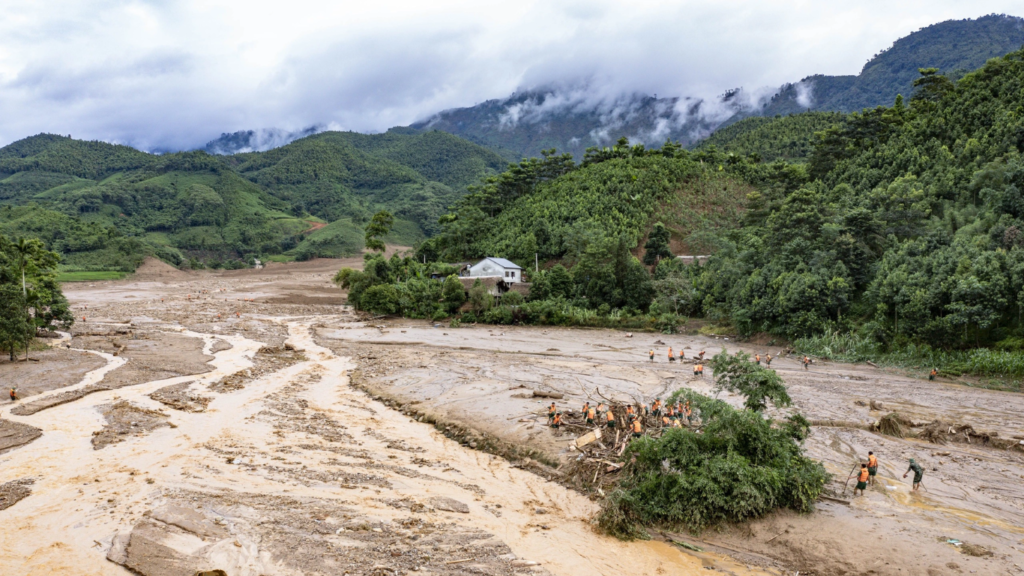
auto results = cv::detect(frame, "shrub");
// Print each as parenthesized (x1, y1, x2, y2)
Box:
(360, 284, 400, 315)
(598, 391, 828, 537)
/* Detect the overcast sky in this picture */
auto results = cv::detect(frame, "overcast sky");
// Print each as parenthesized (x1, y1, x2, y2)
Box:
(0, 1, 1021, 151)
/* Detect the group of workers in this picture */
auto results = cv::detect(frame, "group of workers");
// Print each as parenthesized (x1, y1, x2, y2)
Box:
(647, 347, 815, 373)
(650, 348, 706, 378)
(852, 451, 926, 496)
(548, 397, 700, 440)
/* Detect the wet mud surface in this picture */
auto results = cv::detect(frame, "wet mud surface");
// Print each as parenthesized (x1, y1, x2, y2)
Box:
(1, 258, 1021, 576)
(0, 260, 721, 576)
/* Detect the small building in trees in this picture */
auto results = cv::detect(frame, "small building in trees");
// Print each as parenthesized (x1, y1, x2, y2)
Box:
(463, 258, 522, 283)
(457, 258, 530, 298)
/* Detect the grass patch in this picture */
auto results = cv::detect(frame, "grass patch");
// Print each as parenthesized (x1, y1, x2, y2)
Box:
(794, 329, 1024, 388)
(57, 270, 128, 282)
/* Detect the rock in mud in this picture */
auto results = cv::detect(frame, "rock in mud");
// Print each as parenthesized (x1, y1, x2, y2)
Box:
(148, 382, 212, 412)
(0, 419, 43, 454)
(0, 478, 35, 510)
(429, 496, 470, 514)
(92, 400, 170, 450)
(108, 505, 252, 576)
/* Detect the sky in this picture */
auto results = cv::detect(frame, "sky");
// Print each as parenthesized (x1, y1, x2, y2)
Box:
(0, 0, 1021, 151)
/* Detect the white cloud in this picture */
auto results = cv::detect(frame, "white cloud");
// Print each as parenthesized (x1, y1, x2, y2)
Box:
(0, 0, 1020, 150)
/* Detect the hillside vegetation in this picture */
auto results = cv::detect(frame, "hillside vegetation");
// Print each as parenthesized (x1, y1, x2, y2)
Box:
(0, 130, 506, 271)
(346, 47, 1024, 382)
(696, 112, 842, 162)
(763, 14, 1024, 115)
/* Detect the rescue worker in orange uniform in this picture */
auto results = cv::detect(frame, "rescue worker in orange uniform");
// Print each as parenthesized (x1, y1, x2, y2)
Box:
(651, 399, 661, 418)
(630, 417, 642, 438)
(547, 402, 556, 424)
(766, 353, 772, 367)
(803, 356, 811, 370)
(668, 347, 675, 362)
(9, 387, 17, 402)
(929, 368, 937, 381)
(551, 412, 562, 429)
(854, 463, 870, 496)
(649, 350, 654, 362)
(586, 405, 596, 425)
(867, 452, 878, 486)
(606, 408, 616, 429)
(755, 353, 761, 365)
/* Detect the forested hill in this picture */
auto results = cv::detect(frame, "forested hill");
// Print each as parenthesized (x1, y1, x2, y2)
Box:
(406, 15, 1024, 162)
(695, 112, 842, 162)
(0, 129, 506, 272)
(762, 14, 1024, 116)
(400, 47, 1024, 356)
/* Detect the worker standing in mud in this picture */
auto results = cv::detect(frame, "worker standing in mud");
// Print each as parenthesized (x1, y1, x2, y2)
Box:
(755, 353, 761, 365)
(668, 347, 675, 362)
(651, 398, 661, 418)
(803, 356, 811, 370)
(766, 353, 772, 367)
(649, 349, 654, 362)
(586, 404, 596, 426)
(9, 387, 17, 402)
(854, 463, 870, 496)
(551, 412, 562, 430)
(867, 452, 878, 486)
(903, 458, 924, 491)
(606, 408, 616, 429)
(929, 368, 938, 381)
(547, 402, 556, 425)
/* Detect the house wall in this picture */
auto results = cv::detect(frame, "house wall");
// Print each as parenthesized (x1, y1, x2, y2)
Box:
(468, 261, 520, 283)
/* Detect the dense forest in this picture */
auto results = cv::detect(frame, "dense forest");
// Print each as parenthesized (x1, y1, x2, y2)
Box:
(761, 14, 1024, 115)
(696, 112, 842, 162)
(343, 46, 1024, 381)
(0, 232, 73, 360)
(0, 130, 506, 271)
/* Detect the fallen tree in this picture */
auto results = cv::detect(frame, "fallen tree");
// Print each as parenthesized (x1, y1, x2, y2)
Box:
(597, 351, 828, 539)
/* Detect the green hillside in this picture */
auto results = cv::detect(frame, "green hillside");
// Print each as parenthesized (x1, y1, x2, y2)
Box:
(762, 14, 1024, 115)
(0, 130, 507, 271)
(353, 47, 1024, 376)
(695, 112, 842, 162)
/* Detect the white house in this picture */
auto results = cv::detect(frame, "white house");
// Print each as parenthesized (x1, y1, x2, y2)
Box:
(464, 257, 522, 283)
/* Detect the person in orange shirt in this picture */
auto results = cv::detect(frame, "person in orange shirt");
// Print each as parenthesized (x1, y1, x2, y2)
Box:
(854, 463, 870, 496)
(867, 452, 878, 486)
(551, 412, 562, 429)
(668, 347, 676, 362)
(606, 409, 616, 429)
(547, 402, 556, 425)
(586, 405, 596, 425)
(755, 354, 761, 365)
(649, 350, 655, 362)
(630, 417, 642, 438)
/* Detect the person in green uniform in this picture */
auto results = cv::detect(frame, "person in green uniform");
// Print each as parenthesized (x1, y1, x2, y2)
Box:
(903, 458, 924, 491)
(854, 463, 870, 496)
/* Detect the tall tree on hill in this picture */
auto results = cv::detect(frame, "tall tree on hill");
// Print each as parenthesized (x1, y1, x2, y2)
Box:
(642, 223, 673, 265)
(364, 210, 394, 253)
(0, 285, 28, 362)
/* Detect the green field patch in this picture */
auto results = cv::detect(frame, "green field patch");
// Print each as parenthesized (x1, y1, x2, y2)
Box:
(57, 270, 129, 282)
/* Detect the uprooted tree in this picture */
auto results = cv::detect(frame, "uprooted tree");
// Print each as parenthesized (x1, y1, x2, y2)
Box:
(597, 353, 827, 539)
(707, 349, 791, 411)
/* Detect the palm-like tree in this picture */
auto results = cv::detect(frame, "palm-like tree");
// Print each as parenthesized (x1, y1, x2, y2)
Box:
(12, 238, 44, 359)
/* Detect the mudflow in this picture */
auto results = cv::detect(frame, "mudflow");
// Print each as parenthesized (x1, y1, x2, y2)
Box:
(0, 256, 1022, 576)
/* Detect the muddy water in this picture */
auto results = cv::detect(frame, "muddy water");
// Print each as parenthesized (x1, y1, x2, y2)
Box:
(0, 318, 769, 576)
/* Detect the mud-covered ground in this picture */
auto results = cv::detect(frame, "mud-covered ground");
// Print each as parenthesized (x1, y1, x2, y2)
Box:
(0, 258, 730, 576)
(0, 256, 1021, 576)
